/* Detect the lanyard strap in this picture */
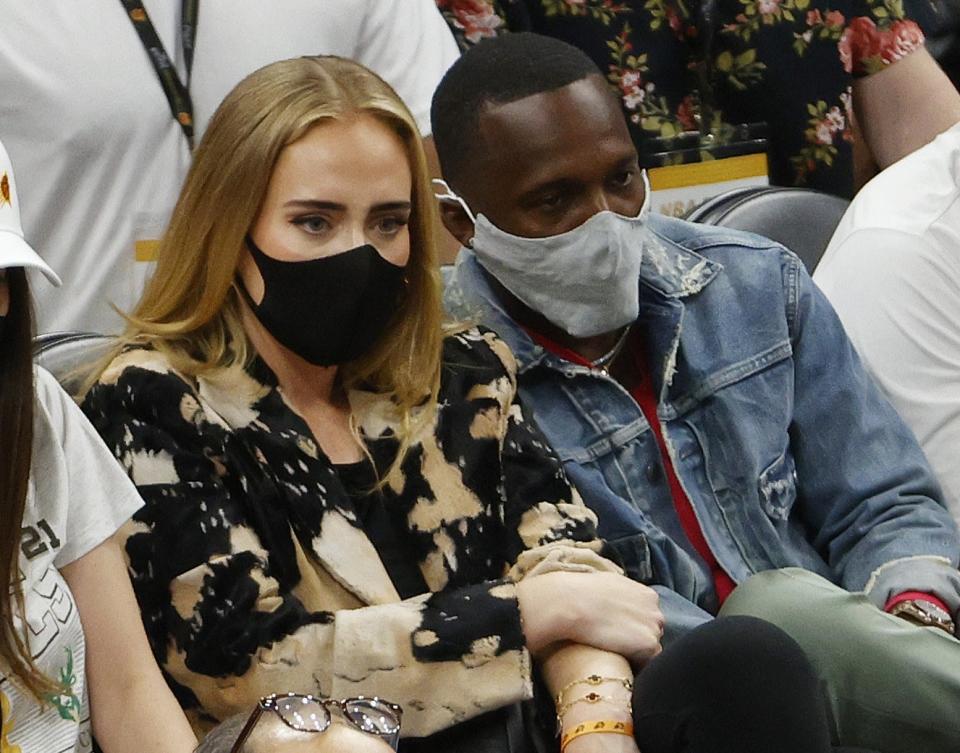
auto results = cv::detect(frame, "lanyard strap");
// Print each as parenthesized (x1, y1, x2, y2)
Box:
(119, 0, 199, 148)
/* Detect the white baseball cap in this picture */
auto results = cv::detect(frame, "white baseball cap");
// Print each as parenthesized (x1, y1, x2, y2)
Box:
(0, 138, 61, 286)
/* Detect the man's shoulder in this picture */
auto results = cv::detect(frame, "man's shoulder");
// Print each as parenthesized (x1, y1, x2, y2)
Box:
(816, 125, 960, 287)
(649, 214, 793, 262)
(829, 124, 960, 246)
(647, 214, 798, 286)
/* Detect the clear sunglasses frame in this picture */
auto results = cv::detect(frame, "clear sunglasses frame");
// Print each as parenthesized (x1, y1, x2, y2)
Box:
(229, 693, 403, 753)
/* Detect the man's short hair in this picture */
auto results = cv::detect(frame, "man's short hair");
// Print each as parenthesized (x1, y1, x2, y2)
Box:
(430, 32, 603, 187)
(194, 713, 251, 753)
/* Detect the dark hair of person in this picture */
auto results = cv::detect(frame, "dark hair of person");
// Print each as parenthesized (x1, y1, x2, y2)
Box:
(0, 268, 51, 699)
(430, 32, 602, 187)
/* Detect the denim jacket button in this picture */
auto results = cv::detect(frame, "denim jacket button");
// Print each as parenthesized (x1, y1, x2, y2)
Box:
(646, 462, 662, 483)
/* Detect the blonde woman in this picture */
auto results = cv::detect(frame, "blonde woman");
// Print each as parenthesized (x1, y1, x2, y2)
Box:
(80, 56, 830, 753)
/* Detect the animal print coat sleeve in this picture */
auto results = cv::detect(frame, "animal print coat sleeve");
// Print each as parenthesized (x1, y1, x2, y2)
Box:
(80, 333, 620, 738)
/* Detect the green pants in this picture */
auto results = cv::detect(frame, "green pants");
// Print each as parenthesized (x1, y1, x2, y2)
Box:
(720, 568, 960, 753)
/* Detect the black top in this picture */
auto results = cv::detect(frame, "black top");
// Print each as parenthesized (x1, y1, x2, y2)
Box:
(334, 458, 429, 600)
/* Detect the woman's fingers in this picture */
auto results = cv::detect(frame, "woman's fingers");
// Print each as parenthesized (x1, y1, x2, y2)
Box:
(518, 571, 666, 660)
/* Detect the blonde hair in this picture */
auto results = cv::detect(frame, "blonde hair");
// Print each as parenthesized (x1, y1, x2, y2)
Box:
(89, 56, 445, 482)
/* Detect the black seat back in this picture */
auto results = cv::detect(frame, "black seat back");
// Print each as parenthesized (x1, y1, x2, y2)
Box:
(34, 332, 114, 395)
(684, 186, 849, 273)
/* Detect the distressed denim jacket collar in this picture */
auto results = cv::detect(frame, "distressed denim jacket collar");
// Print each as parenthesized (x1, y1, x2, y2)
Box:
(447, 221, 722, 401)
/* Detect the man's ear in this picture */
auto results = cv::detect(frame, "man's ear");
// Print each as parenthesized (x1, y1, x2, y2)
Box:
(439, 199, 476, 248)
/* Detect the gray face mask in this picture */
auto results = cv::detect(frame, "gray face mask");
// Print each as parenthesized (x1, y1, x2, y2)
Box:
(435, 172, 651, 338)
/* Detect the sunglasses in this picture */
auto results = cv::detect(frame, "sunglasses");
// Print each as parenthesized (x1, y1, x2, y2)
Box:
(229, 693, 403, 753)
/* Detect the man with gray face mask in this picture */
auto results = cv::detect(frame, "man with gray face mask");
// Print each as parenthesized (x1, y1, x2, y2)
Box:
(435, 32, 960, 753)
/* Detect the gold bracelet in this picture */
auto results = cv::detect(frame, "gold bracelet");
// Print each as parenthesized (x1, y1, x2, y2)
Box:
(555, 691, 632, 734)
(556, 691, 632, 719)
(560, 720, 634, 752)
(555, 674, 634, 706)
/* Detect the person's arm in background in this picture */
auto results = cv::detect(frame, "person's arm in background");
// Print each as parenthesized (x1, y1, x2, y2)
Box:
(850, 38, 960, 171)
(62, 534, 197, 753)
(37, 367, 197, 753)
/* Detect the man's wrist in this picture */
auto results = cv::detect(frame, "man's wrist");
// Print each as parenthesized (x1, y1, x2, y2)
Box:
(884, 591, 950, 615)
(885, 593, 955, 635)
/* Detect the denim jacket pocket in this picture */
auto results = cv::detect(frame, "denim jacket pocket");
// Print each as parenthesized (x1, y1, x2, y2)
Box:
(758, 451, 798, 522)
(601, 532, 655, 584)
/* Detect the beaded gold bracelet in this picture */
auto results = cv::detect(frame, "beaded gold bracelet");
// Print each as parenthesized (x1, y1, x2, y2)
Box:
(555, 691, 632, 720)
(555, 690, 632, 735)
(555, 674, 634, 707)
(560, 720, 634, 752)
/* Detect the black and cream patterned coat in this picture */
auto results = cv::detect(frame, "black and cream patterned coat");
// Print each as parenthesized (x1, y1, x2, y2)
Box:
(81, 328, 620, 738)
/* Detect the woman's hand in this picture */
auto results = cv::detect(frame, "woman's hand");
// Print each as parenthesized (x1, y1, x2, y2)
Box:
(517, 571, 663, 664)
(521, 573, 655, 753)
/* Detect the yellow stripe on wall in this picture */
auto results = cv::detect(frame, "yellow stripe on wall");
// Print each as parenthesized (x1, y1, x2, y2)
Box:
(135, 239, 161, 262)
(649, 153, 769, 191)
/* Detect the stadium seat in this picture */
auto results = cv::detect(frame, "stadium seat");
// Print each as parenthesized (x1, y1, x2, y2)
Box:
(685, 186, 850, 273)
(34, 331, 113, 394)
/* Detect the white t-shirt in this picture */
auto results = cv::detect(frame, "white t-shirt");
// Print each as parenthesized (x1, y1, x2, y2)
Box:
(0, 368, 143, 753)
(190, 0, 459, 139)
(0, 1, 458, 335)
(815, 121, 960, 523)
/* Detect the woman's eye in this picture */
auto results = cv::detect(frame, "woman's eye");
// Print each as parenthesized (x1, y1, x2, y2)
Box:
(375, 216, 408, 235)
(294, 216, 330, 234)
(611, 171, 635, 188)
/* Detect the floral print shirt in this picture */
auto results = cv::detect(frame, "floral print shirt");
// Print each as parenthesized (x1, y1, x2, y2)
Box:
(80, 328, 619, 739)
(436, 0, 928, 197)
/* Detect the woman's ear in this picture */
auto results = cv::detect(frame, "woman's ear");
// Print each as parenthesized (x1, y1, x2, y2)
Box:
(438, 200, 476, 249)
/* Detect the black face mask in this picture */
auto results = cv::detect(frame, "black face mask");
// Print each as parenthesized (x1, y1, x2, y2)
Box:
(239, 235, 406, 366)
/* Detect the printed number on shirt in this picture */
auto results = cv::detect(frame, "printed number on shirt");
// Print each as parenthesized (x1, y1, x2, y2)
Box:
(20, 520, 62, 561)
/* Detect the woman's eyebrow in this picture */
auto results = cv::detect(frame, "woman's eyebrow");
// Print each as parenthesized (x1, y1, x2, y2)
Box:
(282, 200, 411, 212)
(283, 199, 345, 210)
(370, 201, 412, 212)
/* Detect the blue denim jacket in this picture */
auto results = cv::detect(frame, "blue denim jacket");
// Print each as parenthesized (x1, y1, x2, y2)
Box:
(445, 214, 960, 630)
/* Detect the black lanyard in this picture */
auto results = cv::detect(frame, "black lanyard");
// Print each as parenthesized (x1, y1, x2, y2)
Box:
(120, 0, 199, 148)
